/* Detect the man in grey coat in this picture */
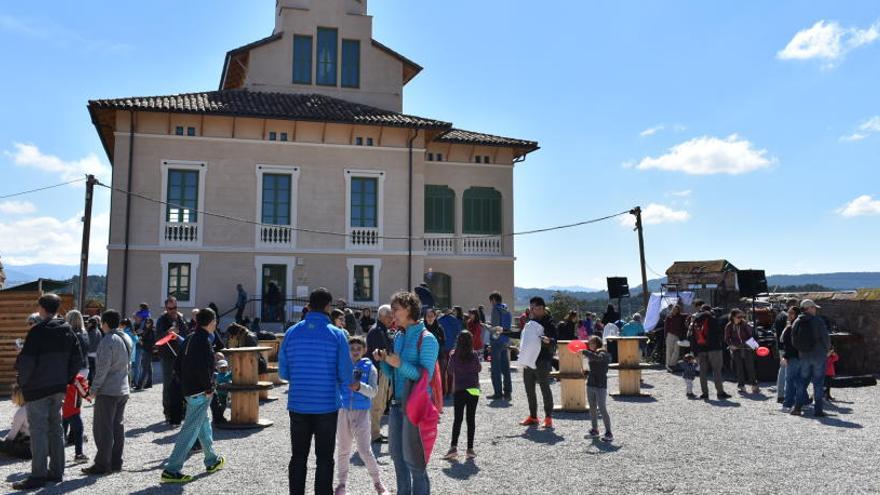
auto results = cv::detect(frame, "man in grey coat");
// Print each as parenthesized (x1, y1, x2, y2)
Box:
(81, 309, 133, 476)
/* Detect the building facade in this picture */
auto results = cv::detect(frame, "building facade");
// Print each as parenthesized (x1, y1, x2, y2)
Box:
(89, 0, 538, 326)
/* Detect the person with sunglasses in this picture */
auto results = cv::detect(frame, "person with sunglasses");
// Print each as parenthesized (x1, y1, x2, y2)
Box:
(156, 297, 187, 425)
(724, 309, 759, 394)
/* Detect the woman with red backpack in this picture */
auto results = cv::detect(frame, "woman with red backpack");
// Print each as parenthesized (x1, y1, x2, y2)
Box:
(373, 291, 440, 495)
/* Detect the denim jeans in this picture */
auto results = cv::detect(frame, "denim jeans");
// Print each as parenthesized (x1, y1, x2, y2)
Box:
(164, 393, 218, 474)
(63, 414, 85, 456)
(490, 346, 512, 397)
(783, 358, 805, 408)
(26, 392, 65, 478)
(389, 405, 430, 495)
(289, 411, 337, 495)
(137, 350, 153, 389)
(776, 360, 786, 399)
(797, 356, 826, 413)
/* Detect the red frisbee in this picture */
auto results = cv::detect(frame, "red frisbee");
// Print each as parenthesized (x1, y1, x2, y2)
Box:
(155, 331, 179, 347)
(567, 340, 587, 353)
(756, 346, 770, 357)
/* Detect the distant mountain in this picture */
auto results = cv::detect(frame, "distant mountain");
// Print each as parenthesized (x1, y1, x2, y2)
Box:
(516, 272, 880, 306)
(4, 264, 107, 286)
(547, 285, 598, 292)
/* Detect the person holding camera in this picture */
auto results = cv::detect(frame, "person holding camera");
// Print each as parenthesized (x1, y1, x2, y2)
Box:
(334, 336, 389, 495)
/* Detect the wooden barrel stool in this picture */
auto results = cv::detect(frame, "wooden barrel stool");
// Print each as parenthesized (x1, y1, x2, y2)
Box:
(550, 341, 588, 412)
(215, 347, 274, 429)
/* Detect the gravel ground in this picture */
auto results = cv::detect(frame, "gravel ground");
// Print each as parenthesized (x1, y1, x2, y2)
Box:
(1, 363, 878, 494)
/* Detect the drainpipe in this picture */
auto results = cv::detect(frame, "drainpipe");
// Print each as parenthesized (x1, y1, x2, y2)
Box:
(121, 110, 135, 313)
(407, 130, 418, 290)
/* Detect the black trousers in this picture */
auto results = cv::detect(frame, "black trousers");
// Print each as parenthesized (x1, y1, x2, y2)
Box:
(523, 362, 554, 418)
(289, 411, 338, 495)
(451, 390, 478, 449)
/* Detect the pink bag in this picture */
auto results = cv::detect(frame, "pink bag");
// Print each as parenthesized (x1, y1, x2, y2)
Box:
(577, 323, 589, 340)
(405, 369, 440, 463)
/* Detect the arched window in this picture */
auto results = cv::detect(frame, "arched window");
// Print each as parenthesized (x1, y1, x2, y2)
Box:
(424, 185, 455, 233)
(424, 271, 452, 310)
(463, 187, 501, 235)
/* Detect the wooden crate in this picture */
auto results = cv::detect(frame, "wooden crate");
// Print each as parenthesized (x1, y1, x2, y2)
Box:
(0, 291, 75, 395)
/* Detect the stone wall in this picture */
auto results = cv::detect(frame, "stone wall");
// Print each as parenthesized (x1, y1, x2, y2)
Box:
(796, 291, 880, 376)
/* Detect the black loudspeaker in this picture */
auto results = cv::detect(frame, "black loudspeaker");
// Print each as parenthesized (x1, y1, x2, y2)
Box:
(737, 270, 768, 298)
(607, 277, 630, 300)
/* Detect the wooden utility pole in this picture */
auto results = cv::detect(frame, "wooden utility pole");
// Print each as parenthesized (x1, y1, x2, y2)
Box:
(78, 174, 97, 311)
(630, 206, 650, 310)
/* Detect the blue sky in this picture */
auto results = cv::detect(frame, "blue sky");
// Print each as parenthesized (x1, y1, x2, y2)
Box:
(1, 1, 879, 289)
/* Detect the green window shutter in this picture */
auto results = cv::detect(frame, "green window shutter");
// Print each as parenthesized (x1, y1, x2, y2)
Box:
(463, 187, 501, 234)
(351, 177, 378, 228)
(262, 174, 292, 225)
(353, 265, 374, 302)
(293, 35, 313, 84)
(316, 28, 338, 86)
(166, 170, 199, 223)
(168, 263, 191, 301)
(341, 39, 360, 88)
(424, 185, 454, 233)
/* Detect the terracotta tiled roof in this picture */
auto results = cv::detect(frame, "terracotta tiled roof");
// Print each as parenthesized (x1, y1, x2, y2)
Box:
(436, 128, 539, 150)
(88, 89, 452, 129)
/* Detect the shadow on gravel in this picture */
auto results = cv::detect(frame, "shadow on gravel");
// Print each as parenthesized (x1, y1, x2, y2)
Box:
(737, 393, 770, 402)
(553, 412, 589, 421)
(584, 438, 621, 454)
(130, 484, 184, 495)
(824, 403, 854, 414)
(816, 416, 862, 429)
(441, 458, 480, 480)
(706, 400, 741, 408)
(504, 429, 565, 445)
(610, 395, 657, 403)
(486, 400, 512, 409)
(127, 421, 170, 438)
(0, 456, 25, 468)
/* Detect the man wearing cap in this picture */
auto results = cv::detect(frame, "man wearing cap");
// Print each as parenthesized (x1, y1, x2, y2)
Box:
(790, 299, 831, 417)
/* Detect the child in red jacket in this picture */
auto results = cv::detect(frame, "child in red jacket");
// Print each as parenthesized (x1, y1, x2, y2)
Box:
(825, 348, 839, 402)
(63, 373, 91, 463)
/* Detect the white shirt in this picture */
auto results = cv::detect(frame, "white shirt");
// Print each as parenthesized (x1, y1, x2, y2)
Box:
(602, 323, 620, 344)
(5, 407, 29, 441)
(518, 321, 545, 370)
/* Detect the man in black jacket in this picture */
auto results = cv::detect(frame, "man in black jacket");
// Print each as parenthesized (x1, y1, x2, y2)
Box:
(161, 308, 225, 484)
(156, 297, 187, 424)
(690, 305, 731, 400)
(13, 294, 83, 490)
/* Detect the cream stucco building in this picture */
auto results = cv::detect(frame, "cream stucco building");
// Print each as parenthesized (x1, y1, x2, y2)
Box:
(89, 0, 538, 327)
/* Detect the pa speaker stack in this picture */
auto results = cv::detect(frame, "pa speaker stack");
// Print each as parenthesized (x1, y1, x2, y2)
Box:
(737, 270, 768, 298)
(607, 277, 630, 300)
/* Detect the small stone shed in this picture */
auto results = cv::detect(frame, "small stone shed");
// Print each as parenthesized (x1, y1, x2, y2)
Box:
(771, 290, 880, 375)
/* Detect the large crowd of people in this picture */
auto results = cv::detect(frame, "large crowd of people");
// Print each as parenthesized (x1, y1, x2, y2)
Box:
(4, 285, 844, 493)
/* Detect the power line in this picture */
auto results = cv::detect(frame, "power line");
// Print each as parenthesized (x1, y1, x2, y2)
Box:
(0, 177, 87, 200)
(95, 180, 631, 241)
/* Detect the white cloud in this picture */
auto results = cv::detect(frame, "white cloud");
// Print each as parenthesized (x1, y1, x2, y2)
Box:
(634, 134, 774, 175)
(838, 195, 880, 218)
(841, 116, 880, 142)
(620, 203, 690, 228)
(639, 123, 686, 137)
(668, 190, 692, 197)
(0, 211, 109, 265)
(0, 14, 132, 55)
(778, 20, 879, 66)
(640, 125, 665, 137)
(0, 200, 37, 214)
(4, 143, 110, 183)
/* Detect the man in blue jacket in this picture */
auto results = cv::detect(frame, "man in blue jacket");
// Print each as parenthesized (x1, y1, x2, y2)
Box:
(279, 288, 353, 495)
(487, 291, 513, 400)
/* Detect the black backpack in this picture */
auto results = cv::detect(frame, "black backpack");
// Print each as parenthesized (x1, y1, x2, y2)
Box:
(791, 316, 816, 352)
